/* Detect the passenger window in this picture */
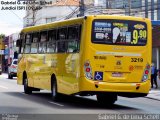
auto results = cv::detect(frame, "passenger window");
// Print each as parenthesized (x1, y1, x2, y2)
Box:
(67, 41, 79, 53)
(25, 34, 32, 44)
(48, 30, 57, 41)
(47, 42, 56, 53)
(68, 26, 79, 40)
(39, 42, 47, 53)
(24, 33, 32, 53)
(40, 31, 47, 42)
(31, 43, 38, 53)
(19, 34, 25, 53)
(32, 32, 39, 43)
(24, 44, 31, 53)
(57, 41, 67, 53)
(58, 28, 67, 40)
(66, 25, 81, 53)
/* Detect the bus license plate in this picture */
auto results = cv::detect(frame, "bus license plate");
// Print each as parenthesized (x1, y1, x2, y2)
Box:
(112, 72, 123, 77)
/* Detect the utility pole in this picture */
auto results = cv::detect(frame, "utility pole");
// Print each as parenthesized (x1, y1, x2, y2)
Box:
(157, 0, 160, 20)
(145, 0, 148, 18)
(128, 0, 131, 16)
(151, 0, 154, 20)
(32, 1, 36, 26)
(78, 0, 84, 17)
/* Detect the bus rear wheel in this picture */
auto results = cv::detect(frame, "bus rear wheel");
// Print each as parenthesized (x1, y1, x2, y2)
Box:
(97, 93, 117, 106)
(51, 80, 61, 101)
(24, 77, 32, 94)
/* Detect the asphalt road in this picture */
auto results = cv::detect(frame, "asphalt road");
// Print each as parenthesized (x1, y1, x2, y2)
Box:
(0, 73, 160, 120)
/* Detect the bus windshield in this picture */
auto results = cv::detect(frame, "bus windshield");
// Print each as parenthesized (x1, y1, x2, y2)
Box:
(92, 19, 147, 46)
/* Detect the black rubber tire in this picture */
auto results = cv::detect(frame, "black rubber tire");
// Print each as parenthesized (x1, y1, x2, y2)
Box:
(24, 76, 32, 94)
(97, 93, 117, 106)
(51, 80, 61, 101)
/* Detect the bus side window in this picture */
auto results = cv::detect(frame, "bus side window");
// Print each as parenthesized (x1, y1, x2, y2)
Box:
(47, 29, 57, 53)
(47, 42, 56, 53)
(57, 41, 67, 53)
(39, 42, 47, 53)
(24, 44, 31, 53)
(25, 34, 32, 44)
(24, 34, 31, 53)
(68, 26, 79, 40)
(67, 26, 81, 53)
(32, 32, 39, 43)
(19, 34, 25, 54)
(40, 31, 47, 42)
(31, 43, 38, 53)
(48, 29, 57, 42)
(67, 41, 78, 53)
(57, 28, 67, 53)
(31, 32, 39, 54)
(58, 28, 67, 40)
(39, 31, 47, 53)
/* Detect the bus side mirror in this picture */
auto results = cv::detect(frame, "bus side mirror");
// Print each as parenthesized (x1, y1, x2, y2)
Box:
(16, 39, 21, 47)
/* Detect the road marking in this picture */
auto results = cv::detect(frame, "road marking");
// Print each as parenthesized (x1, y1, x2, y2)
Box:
(20, 92, 28, 95)
(48, 101, 64, 107)
(0, 85, 9, 89)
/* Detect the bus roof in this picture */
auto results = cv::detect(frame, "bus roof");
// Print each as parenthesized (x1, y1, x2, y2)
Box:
(21, 17, 84, 33)
(21, 15, 149, 33)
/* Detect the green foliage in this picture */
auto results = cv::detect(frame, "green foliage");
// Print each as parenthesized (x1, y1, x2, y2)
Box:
(0, 34, 5, 39)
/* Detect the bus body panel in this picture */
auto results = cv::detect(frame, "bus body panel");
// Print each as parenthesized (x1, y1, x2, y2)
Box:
(17, 53, 80, 95)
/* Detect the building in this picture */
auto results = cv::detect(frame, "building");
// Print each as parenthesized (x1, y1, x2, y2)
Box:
(152, 21, 160, 69)
(8, 33, 19, 63)
(0, 36, 5, 73)
(22, 0, 160, 69)
(23, 0, 79, 27)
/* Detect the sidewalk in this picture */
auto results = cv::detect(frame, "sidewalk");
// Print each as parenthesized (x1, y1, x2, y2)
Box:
(146, 79, 160, 101)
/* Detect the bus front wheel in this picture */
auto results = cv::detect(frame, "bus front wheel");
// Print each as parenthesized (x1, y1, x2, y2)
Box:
(24, 76, 32, 94)
(97, 93, 117, 106)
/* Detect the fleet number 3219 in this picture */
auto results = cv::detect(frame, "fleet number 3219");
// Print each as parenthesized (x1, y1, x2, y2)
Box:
(131, 58, 143, 62)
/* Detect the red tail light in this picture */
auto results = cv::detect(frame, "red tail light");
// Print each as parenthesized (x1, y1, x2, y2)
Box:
(145, 70, 149, 75)
(84, 61, 93, 80)
(142, 64, 150, 82)
(86, 68, 90, 72)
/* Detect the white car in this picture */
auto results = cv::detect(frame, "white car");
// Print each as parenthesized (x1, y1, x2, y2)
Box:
(8, 59, 18, 79)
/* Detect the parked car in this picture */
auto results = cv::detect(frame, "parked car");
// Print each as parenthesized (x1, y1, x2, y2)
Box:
(8, 59, 18, 79)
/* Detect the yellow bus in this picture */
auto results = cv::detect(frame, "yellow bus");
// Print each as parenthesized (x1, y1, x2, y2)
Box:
(17, 15, 152, 105)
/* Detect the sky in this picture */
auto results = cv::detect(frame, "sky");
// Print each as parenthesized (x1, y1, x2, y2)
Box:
(0, 0, 25, 36)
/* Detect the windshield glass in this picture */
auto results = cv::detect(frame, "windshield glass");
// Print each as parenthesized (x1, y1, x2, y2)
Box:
(92, 19, 147, 46)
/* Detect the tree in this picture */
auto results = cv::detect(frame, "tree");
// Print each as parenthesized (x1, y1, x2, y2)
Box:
(0, 34, 5, 39)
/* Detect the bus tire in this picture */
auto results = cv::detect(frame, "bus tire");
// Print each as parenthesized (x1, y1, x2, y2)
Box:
(23, 75, 32, 94)
(51, 79, 61, 101)
(97, 93, 117, 106)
